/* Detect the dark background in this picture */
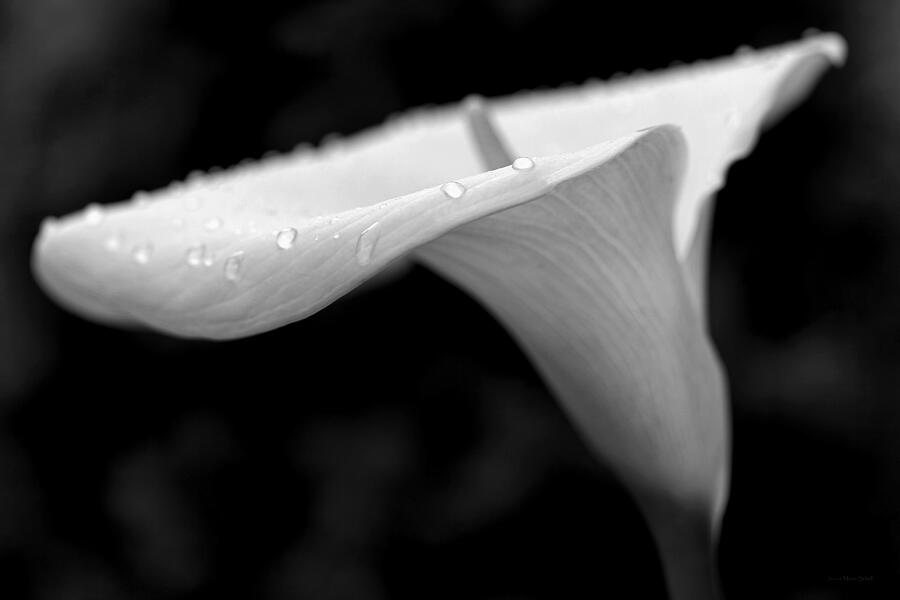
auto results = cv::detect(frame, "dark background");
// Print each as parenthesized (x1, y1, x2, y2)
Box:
(1, 0, 898, 598)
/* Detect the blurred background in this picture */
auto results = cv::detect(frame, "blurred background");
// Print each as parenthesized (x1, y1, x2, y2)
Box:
(1, 0, 898, 598)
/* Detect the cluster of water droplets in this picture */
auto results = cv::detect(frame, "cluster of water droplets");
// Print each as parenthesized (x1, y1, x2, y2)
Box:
(75, 174, 443, 286)
(271, 216, 383, 266)
(437, 159, 533, 203)
(185, 244, 215, 268)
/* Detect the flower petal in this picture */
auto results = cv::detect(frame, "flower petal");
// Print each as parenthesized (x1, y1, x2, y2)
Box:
(32, 34, 844, 339)
(34, 130, 658, 339)
(415, 125, 727, 519)
(489, 33, 845, 259)
(416, 124, 727, 598)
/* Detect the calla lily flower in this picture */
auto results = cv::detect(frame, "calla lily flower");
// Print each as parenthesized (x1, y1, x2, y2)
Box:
(33, 34, 844, 599)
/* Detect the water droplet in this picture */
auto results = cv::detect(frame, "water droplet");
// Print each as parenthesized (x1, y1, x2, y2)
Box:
(512, 157, 535, 171)
(322, 132, 343, 148)
(41, 217, 59, 234)
(802, 27, 821, 38)
(275, 228, 297, 250)
(132, 191, 151, 206)
(85, 204, 104, 225)
(132, 243, 153, 265)
(205, 216, 223, 231)
(104, 234, 123, 252)
(186, 244, 206, 267)
(224, 251, 244, 281)
(705, 173, 724, 189)
(735, 44, 753, 57)
(202, 255, 214, 267)
(332, 233, 341, 240)
(355, 222, 381, 266)
(440, 181, 467, 199)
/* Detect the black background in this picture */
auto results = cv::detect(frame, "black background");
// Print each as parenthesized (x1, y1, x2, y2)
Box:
(1, 0, 898, 598)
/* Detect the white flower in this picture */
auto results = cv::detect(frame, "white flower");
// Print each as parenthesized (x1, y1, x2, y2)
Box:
(33, 33, 845, 600)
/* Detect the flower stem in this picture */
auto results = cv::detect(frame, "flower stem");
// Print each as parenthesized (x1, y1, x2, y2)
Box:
(645, 506, 724, 600)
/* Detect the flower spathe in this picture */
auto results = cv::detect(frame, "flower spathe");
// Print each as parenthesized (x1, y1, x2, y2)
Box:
(34, 34, 844, 340)
(32, 33, 845, 600)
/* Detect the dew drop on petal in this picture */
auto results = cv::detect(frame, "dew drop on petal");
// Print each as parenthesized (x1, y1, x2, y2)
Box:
(332, 233, 340, 240)
(132, 243, 153, 265)
(104, 234, 123, 252)
(41, 217, 59, 235)
(512, 157, 535, 171)
(186, 244, 206, 267)
(85, 204, 104, 225)
(205, 217, 223, 231)
(224, 251, 244, 281)
(202, 255, 214, 267)
(275, 228, 297, 250)
(355, 222, 381, 266)
(705, 172, 725, 190)
(440, 181, 466, 199)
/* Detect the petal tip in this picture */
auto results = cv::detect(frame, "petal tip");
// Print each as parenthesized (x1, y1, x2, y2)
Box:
(32, 214, 135, 328)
